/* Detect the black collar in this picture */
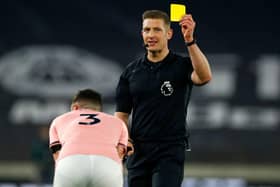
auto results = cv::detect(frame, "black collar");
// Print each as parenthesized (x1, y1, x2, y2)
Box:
(143, 52, 173, 70)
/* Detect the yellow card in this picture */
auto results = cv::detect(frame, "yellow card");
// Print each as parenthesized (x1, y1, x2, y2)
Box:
(170, 3, 186, 22)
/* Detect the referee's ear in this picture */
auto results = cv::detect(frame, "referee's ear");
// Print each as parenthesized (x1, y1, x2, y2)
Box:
(167, 28, 173, 40)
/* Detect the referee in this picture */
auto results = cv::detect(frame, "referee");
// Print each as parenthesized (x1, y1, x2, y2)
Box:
(115, 10, 212, 187)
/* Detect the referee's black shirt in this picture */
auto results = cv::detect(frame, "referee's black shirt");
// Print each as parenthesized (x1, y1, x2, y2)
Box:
(116, 52, 193, 142)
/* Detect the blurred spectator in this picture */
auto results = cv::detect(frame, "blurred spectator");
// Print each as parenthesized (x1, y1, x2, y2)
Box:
(31, 126, 53, 183)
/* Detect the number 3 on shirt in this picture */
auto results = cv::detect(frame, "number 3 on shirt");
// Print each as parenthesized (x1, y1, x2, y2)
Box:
(79, 114, 101, 125)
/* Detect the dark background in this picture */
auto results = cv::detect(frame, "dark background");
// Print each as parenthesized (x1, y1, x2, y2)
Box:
(0, 0, 279, 186)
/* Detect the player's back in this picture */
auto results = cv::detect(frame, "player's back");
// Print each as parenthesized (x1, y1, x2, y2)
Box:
(50, 108, 127, 164)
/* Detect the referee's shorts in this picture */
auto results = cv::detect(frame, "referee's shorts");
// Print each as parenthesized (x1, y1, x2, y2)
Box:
(53, 154, 123, 187)
(127, 141, 186, 187)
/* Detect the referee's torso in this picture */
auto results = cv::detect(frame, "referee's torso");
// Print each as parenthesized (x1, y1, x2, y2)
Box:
(116, 51, 193, 142)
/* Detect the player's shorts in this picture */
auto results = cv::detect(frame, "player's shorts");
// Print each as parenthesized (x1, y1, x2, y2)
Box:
(53, 154, 123, 187)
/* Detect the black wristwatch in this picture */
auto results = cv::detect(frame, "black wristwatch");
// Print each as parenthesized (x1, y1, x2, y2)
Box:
(185, 39, 196, 47)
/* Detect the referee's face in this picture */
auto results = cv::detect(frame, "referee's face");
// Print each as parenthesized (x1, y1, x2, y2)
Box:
(142, 18, 172, 53)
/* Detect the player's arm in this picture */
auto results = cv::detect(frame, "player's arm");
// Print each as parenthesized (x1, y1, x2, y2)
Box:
(180, 14, 212, 85)
(52, 151, 60, 161)
(49, 141, 62, 162)
(49, 120, 62, 162)
(116, 143, 127, 159)
(115, 112, 134, 156)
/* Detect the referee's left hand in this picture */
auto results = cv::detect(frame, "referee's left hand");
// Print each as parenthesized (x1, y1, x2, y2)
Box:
(126, 140, 134, 156)
(179, 14, 196, 42)
(122, 140, 134, 162)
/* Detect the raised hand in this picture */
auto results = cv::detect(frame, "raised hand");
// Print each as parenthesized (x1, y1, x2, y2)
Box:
(179, 14, 196, 42)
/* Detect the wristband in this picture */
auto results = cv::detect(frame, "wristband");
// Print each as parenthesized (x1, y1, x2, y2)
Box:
(185, 39, 196, 47)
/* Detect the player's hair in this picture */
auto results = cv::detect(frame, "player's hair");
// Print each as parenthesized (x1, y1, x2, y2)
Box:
(72, 89, 102, 111)
(142, 10, 171, 28)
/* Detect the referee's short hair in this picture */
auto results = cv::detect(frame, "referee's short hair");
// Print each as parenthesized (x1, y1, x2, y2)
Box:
(142, 10, 171, 28)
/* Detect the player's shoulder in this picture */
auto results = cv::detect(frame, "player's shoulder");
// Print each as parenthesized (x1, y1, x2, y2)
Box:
(99, 112, 125, 125)
(100, 112, 123, 121)
(52, 110, 75, 123)
(49, 111, 71, 128)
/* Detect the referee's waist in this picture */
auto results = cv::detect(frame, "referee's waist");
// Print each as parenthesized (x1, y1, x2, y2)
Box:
(131, 135, 188, 143)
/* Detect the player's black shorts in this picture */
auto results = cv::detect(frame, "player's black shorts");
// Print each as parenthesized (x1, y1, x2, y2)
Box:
(126, 141, 186, 187)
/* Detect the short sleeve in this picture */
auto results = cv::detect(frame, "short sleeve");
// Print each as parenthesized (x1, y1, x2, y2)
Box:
(118, 121, 129, 146)
(115, 70, 133, 113)
(49, 120, 60, 147)
(185, 57, 194, 84)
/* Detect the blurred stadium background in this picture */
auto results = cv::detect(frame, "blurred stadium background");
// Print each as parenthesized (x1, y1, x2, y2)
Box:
(0, 0, 279, 186)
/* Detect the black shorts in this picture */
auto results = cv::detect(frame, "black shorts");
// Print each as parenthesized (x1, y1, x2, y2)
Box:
(126, 141, 186, 187)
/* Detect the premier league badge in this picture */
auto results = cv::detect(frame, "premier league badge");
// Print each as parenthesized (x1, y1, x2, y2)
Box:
(161, 81, 173, 96)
